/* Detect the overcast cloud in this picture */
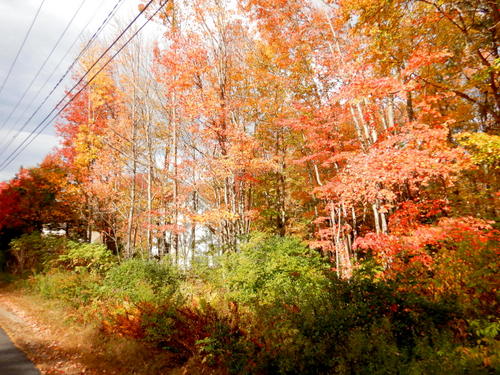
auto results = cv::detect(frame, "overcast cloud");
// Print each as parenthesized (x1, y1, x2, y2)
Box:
(0, 0, 151, 182)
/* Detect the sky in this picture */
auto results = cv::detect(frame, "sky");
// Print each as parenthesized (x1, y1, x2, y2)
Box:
(0, 0, 157, 182)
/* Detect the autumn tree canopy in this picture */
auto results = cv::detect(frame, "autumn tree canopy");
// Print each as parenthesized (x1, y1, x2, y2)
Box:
(1, 0, 498, 276)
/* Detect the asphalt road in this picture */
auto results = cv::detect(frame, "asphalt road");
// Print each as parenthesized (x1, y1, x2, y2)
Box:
(0, 327, 40, 374)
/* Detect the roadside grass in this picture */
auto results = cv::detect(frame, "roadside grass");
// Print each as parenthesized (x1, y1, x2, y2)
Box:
(0, 285, 183, 374)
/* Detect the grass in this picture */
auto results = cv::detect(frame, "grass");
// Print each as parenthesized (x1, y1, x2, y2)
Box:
(0, 285, 185, 375)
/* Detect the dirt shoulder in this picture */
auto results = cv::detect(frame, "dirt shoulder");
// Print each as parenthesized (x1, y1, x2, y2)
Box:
(0, 287, 184, 375)
(0, 289, 88, 374)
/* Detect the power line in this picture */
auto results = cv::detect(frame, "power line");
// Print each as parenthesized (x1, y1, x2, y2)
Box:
(0, 0, 125, 157)
(0, 0, 106, 154)
(0, 0, 141, 167)
(0, 0, 88, 134)
(69, 0, 127, 75)
(0, 0, 47, 98)
(0, 0, 168, 171)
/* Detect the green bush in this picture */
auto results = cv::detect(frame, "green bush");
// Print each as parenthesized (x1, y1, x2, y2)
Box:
(10, 233, 116, 275)
(141, 306, 178, 347)
(9, 232, 66, 274)
(218, 233, 330, 306)
(31, 270, 104, 306)
(196, 318, 250, 371)
(55, 241, 116, 274)
(200, 271, 472, 374)
(103, 259, 180, 304)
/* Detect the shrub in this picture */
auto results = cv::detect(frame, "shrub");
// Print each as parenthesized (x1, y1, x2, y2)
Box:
(196, 318, 250, 371)
(9, 232, 66, 274)
(199, 273, 466, 374)
(103, 259, 180, 304)
(218, 233, 330, 306)
(31, 270, 104, 306)
(10, 233, 116, 275)
(55, 241, 116, 274)
(355, 216, 499, 318)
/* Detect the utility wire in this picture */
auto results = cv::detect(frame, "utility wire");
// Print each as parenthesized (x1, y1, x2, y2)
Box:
(0, 0, 88, 133)
(0, 0, 168, 171)
(0, 0, 125, 157)
(68, 0, 127, 78)
(0, 0, 47, 98)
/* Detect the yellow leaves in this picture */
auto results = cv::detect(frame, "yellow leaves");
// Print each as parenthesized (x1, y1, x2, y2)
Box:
(456, 132, 500, 169)
(78, 47, 118, 108)
(191, 208, 239, 226)
(73, 125, 103, 170)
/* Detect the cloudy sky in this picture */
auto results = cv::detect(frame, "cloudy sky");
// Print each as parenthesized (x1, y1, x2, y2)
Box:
(0, 0, 156, 182)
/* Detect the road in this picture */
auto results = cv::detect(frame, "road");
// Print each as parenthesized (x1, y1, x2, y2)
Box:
(0, 327, 40, 374)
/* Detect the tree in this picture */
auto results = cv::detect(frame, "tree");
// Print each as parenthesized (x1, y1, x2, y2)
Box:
(0, 157, 82, 253)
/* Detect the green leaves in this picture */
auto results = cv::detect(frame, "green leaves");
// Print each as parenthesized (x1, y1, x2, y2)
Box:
(218, 233, 330, 306)
(56, 241, 116, 274)
(103, 259, 180, 304)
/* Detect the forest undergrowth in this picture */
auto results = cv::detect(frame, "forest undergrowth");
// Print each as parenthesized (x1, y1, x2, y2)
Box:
(2, 232, 498, 375)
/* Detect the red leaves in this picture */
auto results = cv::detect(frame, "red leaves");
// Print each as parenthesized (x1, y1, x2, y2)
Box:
(101, 301, 154, 339)
(0, 181, 22, 231)
(0, 163, 77, 234)
(389, 199, 449, 235)
(354, 206, 498, 294)
(316, 121, 468, 208)
(403, 47, 452, 78)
